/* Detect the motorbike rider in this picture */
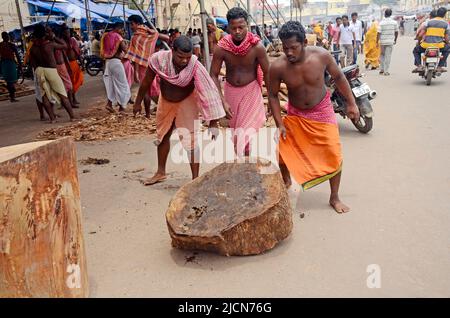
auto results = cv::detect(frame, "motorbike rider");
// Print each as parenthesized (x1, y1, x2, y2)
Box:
(412, 7, 449, 73)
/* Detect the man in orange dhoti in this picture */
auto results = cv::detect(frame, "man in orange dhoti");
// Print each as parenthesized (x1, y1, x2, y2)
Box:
(134, 36, 225, 185)
(124, 15, 169, 118)
(210, 7, 270, 156)
(269, 21, 360, 213)
(62, 26, 83, 105)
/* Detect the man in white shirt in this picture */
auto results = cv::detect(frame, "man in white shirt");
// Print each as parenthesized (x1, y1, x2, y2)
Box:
(337, 15, 356, 67)
(377, 8, 399, 76)
(350, 12, 363, 64)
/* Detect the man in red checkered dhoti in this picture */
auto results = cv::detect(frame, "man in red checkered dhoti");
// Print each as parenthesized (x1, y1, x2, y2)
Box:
(123, 15, 169, 117)
(210, 7, 270, 156)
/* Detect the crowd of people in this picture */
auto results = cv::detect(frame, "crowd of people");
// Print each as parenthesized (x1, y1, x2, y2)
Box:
(1, 6, 449, 213)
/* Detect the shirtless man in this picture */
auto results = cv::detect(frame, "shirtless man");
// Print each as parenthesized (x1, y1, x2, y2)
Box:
(133, 36, 225, 185)
(207, 18, 224, 58)
(268, 21, 359, 213)
(62, 26, 83, 105)
(29, 24, 75, 122)
(50, 27, 76, 109)
(210, 7, 270, 156)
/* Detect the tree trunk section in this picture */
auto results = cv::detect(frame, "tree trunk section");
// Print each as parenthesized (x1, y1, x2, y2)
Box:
(0, 137, 88, 297)
(166, 159, 293, 256)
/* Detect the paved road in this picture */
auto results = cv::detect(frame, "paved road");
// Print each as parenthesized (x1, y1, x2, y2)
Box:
(1, 36, 449, 297)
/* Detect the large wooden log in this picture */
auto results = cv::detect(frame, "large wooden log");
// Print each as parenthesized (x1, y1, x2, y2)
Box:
(0, 137, 88, 297)
(166, 159, 293, 256)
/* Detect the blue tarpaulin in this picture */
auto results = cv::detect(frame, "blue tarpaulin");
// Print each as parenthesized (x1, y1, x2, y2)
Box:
(26, 0, 108, 22)
(65, 0, 143, 19)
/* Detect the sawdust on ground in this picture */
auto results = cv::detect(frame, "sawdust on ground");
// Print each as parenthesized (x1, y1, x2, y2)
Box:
(36, 102, 156, 141)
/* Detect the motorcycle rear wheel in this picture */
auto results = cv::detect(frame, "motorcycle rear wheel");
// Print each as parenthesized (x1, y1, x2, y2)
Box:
(352, 115, 373, 134)
(86, 61, 101, 76)
(426, 70, 433, 86)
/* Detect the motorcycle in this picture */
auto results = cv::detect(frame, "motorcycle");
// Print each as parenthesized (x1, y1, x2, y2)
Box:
(326, 58, 377, 134)
(417, 47, 444, 86)
(82, 55, 104, 76)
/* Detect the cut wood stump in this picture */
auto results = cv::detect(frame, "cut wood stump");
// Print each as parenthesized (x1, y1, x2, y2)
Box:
(0, 137, 88, 297)
(166, 159, 293, 256)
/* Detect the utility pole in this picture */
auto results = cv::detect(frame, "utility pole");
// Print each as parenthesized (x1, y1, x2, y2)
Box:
(276, 0, 279, 27)
(14, 0, 27, 50)
(262, 0, 265, 29)
(84, 0, 91, 38)
(199, 0, 211, 71)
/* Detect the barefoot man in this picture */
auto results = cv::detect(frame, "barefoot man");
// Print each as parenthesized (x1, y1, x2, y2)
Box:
(134, 36, 225, 185)
(29, 24, 76, 122)
(101, 23, 131, 113)
(210, 7, 270, 156)
(268, 21, 360, 213)
(51, 27, 75, 108)
(62, 25, 83, 106)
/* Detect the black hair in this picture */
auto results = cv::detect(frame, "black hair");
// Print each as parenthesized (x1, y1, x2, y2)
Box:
(173, 35, 193, 53)
(113, 22, 123, 29)
(1, 31, 8, 40)
(437, 7, 447, 18)
(128, 14, 143, 25)
(157, 28, 161, 32)
(351, 12, 358, 17)
(279, 21, 306, 43)
(336, 17, 342, 22)
(34, 24, 46, 39)
(94, 31, 101, 41)
(385, 8, 393, 17)
(226, 7, 248, 23)
(430, 9, 438, 18)
(342, 15, 349, 20)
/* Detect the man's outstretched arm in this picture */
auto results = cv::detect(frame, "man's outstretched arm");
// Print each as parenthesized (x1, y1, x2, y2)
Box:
(256, 43, 272, 115)
(209, 47, 232, 118)
(268, 62, 286, 139)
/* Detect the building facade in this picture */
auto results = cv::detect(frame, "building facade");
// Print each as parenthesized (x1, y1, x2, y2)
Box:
(0, 0, 31, 32)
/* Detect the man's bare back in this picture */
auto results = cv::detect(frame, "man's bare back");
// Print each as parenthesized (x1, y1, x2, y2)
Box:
(30, 41, 59, 69)
(271, 46, 329, 109)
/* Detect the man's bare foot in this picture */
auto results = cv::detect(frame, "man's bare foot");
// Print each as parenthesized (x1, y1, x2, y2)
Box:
(48, 118, 57, 124)
(70, 117, 79, 122)
(118, 107, 126, 112)
(329, 195, 350, 213)
(40, 116, 47, 121)
(105, 105, 115, 113)
(143, 173, 167, 186)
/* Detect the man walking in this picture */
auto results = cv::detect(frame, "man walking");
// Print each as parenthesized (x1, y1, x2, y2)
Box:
(350, 12, 363, 64)
(0, 32, 21, 102)
(101, 23, 131, 113)
(377, 8, 399, 76)
(268, 21, 360, 213)
(210, 7, 270, 156)
(337, 15, 356, 67)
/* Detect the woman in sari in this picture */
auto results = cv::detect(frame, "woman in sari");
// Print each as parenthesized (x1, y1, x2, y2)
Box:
(364, 21, 380, 70)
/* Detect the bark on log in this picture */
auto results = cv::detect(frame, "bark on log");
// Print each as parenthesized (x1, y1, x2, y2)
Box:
(166, 159, 293, 256)
(0, 137, 88, 297)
